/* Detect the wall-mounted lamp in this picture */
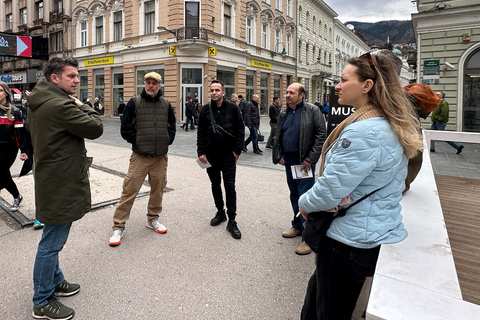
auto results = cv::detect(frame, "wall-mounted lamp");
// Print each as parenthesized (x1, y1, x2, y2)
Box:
(157, 26, 177, 37)
(212, 17, 216, 23)
(272, 42, 287, 58)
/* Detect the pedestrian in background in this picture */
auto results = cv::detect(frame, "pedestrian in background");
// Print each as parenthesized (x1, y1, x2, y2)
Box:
(0, 81, 27, 212)
(243, 94, 262, 154)
(266, 96, 281, 149)
(28, 57, 103, 320)
(184, 96, 195, 131)
(298, 52, 422, 319)
(430, 91, 464, 154)
(197, 80, 245, 239)
(109, 72, 176, 246)
(272, 83, 327, 255)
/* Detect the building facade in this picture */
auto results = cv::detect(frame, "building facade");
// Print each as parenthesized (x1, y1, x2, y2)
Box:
(297, 0, 336, 103)
(71, 0, 297, 118)
(333, 20, 370, 87)
(0, 0, 73, 91)
(413, 0, 480, 132)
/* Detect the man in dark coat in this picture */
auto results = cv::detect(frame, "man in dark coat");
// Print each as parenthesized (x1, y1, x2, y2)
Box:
(266, 96, 281, 149)
(197, 80, 245, 239)
(184, 96, 195, 131)
(272, 83, 327, 255)
(109, 71, 176, 247)
(28, 57, 103, 319)
(243, 94, 262, 154)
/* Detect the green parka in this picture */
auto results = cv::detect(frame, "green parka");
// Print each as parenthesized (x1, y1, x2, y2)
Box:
(431, 99, 449, 123)
(28, 79, 103, 224)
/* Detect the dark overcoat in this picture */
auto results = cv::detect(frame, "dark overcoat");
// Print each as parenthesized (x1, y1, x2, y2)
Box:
(27, 79, 103, 224)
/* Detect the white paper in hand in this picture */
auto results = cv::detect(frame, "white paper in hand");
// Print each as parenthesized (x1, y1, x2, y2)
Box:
(196, 158, 212, 169)
(291, 165, 313, 179)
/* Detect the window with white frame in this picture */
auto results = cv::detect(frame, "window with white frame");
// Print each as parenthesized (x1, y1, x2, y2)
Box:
(298, 6, 302, 26)
(306, 43, 309, 63)
(20, 7, 27, 25)
(80, 21, 87, 47)
(144, 0, 155, 34)
(275, 29, 281, 50)
(114, 11, 122, 41)
(276, 0, 282, 11)
(6, 14, 12, 29)
(36, 1, 43, 19)
(223, 3, 232, 36)
(262, 23, 269, 49)
(95, 16, 103, 45)
(246, 17, 253, 44)
(286, 34, 291, 56)
(287, 0, 292, 17)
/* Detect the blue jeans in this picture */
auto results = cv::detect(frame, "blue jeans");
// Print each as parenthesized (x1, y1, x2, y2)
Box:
(284, 155, 315, 231)
(185, 115, 195, 130)
(244, 125, 259, 151)
(430, 122, 461, 151)
(33, 223, 72, 307)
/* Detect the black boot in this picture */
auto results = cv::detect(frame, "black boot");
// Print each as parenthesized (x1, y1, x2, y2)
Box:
(226, 220, 242, 239)
(210, 210, 227, 226)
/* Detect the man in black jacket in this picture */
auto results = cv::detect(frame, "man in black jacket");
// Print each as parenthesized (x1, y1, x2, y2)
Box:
(266, 96, 281, 149)
(197, 80, 245, 239)
(184, 96, 195, 131)
(109, 71, 176, 246)
(243, 94, 262, 154)
(272, 83, 327, 255)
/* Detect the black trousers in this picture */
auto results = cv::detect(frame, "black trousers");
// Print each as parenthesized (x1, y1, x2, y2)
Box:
(206, 156, 237, 220)
(0, 143, 20, 199)
(301, 238, 380, 320)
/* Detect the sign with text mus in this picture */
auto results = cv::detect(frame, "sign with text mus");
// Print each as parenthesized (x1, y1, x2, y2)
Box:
(327, 86, 354, 135)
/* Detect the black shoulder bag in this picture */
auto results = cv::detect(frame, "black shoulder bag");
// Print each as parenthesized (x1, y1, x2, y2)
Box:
(304, 188, 380, 253)
(208, 103, 235, 142)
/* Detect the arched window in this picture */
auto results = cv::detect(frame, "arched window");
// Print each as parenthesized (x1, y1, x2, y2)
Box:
(298, 6, 303, 26)
(306, 12, 310, 30)
(463, 48, 480, 132)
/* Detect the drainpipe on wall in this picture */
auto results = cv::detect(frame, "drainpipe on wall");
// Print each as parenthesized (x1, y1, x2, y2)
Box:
(295, 0, 298, 81)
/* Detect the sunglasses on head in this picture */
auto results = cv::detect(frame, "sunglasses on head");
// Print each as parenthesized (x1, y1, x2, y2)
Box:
(359, 52, 376, 80)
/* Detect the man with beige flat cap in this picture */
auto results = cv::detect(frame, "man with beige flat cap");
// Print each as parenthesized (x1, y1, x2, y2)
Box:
(109, 71, 176, 246)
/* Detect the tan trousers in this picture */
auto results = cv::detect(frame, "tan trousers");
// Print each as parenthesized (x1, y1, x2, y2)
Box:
(113, 152, 168, 230)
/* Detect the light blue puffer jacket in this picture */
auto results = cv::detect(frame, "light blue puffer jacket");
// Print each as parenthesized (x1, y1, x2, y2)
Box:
(298, 117, 408, 249)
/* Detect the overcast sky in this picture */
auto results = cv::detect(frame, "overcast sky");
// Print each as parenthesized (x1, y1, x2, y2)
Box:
(326, 0, 419, 23)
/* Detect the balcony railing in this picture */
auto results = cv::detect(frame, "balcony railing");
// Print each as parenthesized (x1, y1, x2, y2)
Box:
(176, 27, 208, 41)
(49, 9, 64, 23)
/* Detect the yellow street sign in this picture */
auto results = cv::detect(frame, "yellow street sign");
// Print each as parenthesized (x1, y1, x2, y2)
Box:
(208, 47, 216, 56)
(169, 46, 176, 55)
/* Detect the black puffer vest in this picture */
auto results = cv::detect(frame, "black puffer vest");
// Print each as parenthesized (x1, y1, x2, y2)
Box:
(133, 94, 170, 156)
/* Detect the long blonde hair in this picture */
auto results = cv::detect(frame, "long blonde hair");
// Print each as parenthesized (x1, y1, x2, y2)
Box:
(0, 81, 13, 120)
(348, 54, 423, 158)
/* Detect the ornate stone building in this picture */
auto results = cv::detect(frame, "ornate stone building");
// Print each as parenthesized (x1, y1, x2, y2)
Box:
(70, 0, 297, 118)
(413, 0, 480, 132)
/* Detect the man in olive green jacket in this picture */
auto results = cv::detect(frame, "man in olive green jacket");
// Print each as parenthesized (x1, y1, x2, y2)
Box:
(28, 57, 103, 320)
(430, 91, 464, 154)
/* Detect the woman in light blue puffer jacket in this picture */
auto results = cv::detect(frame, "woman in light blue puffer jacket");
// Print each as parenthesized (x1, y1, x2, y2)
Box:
(298, 52, 423, 320)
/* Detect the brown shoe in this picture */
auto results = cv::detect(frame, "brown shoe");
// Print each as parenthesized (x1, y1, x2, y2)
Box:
(295, 241, 312, 255)
(282, 227, 302, 238)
